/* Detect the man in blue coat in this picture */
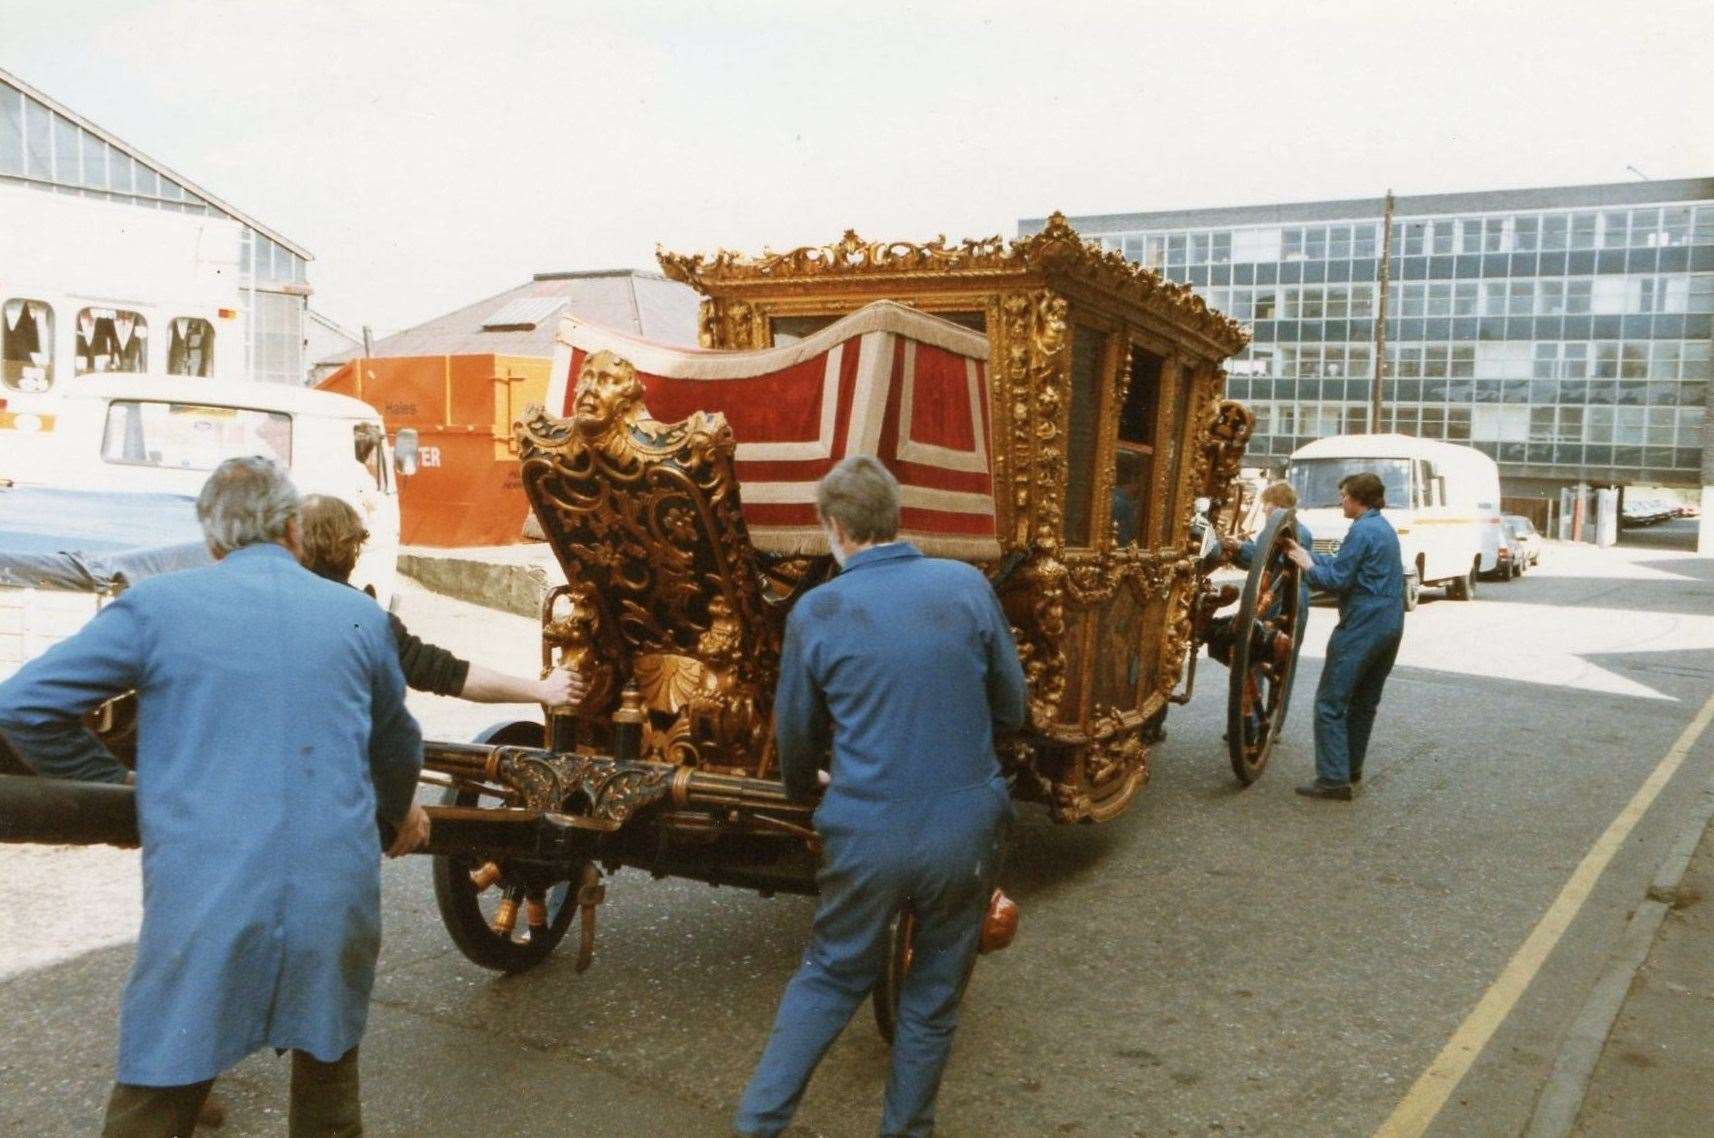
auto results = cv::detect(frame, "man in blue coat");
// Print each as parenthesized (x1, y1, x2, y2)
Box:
(1284, 471, 1405, 800)
(736, 456, 1029, 1138)
(0, 457, 426, 1137)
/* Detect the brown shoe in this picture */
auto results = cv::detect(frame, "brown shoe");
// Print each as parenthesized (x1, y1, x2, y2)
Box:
(1295, 781, 1353, 801)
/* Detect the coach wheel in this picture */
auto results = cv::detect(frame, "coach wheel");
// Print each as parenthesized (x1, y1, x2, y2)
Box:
(872, 908, 918, 1044)
(431, 720, 579, 974)
(1226, 508, 1307, 786)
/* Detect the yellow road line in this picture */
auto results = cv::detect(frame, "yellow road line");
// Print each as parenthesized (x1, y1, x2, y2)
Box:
(1373, 683, 1714, 1138)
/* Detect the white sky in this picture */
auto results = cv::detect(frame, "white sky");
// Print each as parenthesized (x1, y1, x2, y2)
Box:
(7, 0, 1713, 337)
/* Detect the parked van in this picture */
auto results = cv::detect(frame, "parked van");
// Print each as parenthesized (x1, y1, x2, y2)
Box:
(1286, 433, 1503, 609)
(0, 374, 414, 607)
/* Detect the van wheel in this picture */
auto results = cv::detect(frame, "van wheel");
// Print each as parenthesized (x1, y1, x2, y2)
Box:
(1403, 571, 1420, 612)
(1448, 561, 1477, 601)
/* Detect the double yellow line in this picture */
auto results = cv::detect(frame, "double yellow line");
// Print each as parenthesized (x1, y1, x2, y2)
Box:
(1374, 684, 1714, 1137)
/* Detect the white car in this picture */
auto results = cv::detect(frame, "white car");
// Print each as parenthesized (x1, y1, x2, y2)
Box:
(1503, 514, 1542, 568)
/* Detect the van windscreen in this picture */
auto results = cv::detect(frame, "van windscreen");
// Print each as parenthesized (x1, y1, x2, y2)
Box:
(1288, 457, 1410, 509)
(101, 400, 293, 470)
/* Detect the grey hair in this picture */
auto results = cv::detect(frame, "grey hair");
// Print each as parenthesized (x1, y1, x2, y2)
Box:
(196, 456, 300, 555)
(816, 456, 900, 543)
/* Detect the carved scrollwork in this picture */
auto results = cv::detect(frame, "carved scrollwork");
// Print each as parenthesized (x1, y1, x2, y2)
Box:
(518, 350, 779, 774)
(659, 213, 1247, 355)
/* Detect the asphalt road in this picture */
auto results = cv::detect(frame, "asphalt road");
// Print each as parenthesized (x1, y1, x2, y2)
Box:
(2, 534, 1712, 1137)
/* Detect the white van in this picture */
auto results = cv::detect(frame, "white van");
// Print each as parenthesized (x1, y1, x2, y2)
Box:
(1286, 433, 1503, 609)
(0, 374, 411, 606)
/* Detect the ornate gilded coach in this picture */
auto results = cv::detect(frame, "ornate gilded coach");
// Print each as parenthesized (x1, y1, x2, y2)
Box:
(654, 212, 1266, 822)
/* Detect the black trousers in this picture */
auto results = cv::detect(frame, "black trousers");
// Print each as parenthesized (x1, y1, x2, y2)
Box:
(101, 1047, 362, 1138)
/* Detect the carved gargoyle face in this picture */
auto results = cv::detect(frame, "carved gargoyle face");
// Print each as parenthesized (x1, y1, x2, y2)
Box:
(573, 350, 645, 436)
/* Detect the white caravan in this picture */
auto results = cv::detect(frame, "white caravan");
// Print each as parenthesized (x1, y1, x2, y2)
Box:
(1286, 433, 1503, 609)
(1, 374, 409, 608)
(0, 182, 246, 458)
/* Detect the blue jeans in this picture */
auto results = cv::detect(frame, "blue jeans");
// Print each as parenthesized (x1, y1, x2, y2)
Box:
(1313, 620, 1402, 785)
(735, 780, 1010, 1137)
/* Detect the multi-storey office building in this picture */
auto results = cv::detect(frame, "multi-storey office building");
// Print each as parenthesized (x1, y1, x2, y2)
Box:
(0, 66, 313, 386)
(1023, 179, 1714, 509)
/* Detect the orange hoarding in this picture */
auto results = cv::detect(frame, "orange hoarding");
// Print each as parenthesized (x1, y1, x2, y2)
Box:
(319, 353, 550, 547)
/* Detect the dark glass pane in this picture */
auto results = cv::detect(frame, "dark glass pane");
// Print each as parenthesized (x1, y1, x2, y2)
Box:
(1279, 262, 1302, 284)
(1537, 252, 1568, 275)
(1592, 315, 1623, 339)
(1613, 446, 1642, 466)
(1302, 261, 1325, 283)
(1482, 255, 1509, 278)
(1477, 318, 1505, 340)
(1446, 379, 1474, 402)
(1301, 321, 1324, 340)
(1397, 378, 1423, 401)
(1525, 443, 1552, 464)
(1617, 381, 1648, 405)
(1554, 443, 1585, 464)
(1399, 318, 1425, 340)
(1499, 442, 1527, 462)
(1253, 320, 1275, 340)
(1587, 445, 1613, 465)
(1559, 380, 1589, 403)
(1596, 250, 1628, 274)
(1656, 314, 1686, 338)
(1402, 258, 1428, 281)
(1621, 314, 1654, 339)
(1563, 315, 1593, 339)
(1626, 248, 1660, 274)
(1255, 263, 1278, 285)
(1511, 380, 1538, 402)
(1567, 251, 1597, 275)
(1451, 317, 1478, 340)
(1210, 264, 1230, 285)
(1532, 316, 1564, 340)
(1659, 247, 1689, 272)
(1509, 253, 1538, 277)
(1684, 314, 1713, 338)
(1430, 255, 1456, 279)
(1693, 247, 1714, 272)
(1188, 266, 1209, 286)
(1645, 446, 1674, 468)
(1351, 318, 1376, 341)
(1647, 381, 1677, 404)
(1325, 260, 1351, 283)
(1474, 379, 1501, 402)
(1422, 379, 1449, 401)
(1234, 263, 1254, 284)
(0, 84, 21, 176)
(1062, 326, 1107, 547)
(1351, 257, 1379, 282)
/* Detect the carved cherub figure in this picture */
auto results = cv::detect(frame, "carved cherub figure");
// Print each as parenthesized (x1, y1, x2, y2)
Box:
(542, 584, 617, 713)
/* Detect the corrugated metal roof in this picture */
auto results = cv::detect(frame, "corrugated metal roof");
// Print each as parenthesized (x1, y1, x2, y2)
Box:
(320, 270, 700, 364)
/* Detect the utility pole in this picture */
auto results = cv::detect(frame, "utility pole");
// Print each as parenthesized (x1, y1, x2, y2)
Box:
(1370, 190, 1395, 433)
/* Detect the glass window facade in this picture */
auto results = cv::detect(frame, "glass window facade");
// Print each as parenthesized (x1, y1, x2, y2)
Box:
(1084, 195, 1714, 479)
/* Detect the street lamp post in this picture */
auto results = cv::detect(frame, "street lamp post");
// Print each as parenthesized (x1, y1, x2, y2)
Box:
(1371, 190, 1395, 433)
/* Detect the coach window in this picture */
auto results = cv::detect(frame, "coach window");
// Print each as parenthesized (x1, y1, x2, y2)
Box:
(166, 317, 214, 377)
(76, 307, 149, 375)
(1062, 326, 1108, 547)
(3, 298, 54, 392)
(1114, 346, 1162, 545)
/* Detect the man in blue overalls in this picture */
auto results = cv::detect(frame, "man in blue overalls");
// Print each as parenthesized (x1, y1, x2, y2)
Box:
(735, 456, 1028, 1138)
(1284, 471, 1404, 801)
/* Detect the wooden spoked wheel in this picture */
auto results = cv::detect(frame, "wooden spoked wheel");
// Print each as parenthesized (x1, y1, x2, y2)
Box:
(430, 720, 580, 974)
(1225, 509, 1307, 785)
(871, 908, 917, 1043)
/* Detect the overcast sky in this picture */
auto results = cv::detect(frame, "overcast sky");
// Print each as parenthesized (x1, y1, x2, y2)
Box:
(7, 0, 1713, 336)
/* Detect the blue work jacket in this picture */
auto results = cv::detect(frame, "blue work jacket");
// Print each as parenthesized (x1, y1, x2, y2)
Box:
(1305, 508, 1406, 635)
(773, 543, 1028, 817)
(1236, 513, 1313, 617)
(0, 543, 422, 1085)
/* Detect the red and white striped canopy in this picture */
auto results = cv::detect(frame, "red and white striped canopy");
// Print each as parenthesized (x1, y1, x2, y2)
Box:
(545, 301, 999, 560)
